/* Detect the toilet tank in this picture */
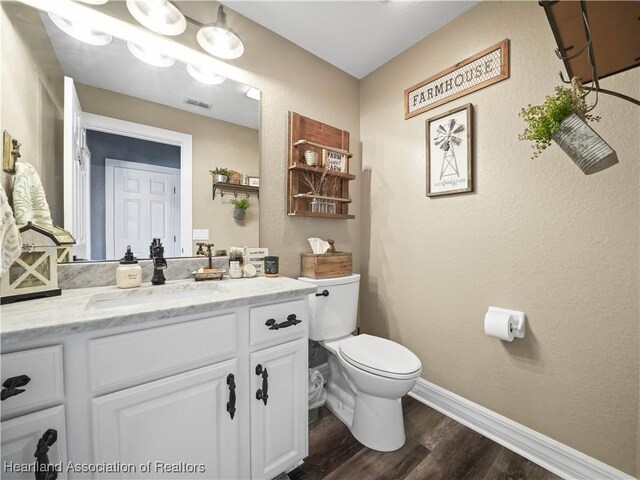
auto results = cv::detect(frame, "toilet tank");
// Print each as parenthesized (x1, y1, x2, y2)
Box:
(298, 274, 360, 341)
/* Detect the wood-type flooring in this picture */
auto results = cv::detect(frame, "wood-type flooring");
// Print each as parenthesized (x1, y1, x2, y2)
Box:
(290, 396, 561, 480)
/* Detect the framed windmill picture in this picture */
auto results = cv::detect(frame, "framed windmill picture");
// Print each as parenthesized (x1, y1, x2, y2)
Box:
(426, 103, 473, 197)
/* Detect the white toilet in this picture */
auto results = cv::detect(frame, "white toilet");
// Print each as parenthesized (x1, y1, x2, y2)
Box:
(299, 273, 422, 452)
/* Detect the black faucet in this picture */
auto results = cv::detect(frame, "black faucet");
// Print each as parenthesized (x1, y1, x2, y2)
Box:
(150, 238, 167, 285)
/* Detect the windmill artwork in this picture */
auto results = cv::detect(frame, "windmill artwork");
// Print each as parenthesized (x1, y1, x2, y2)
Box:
(426, 104, 474, 197)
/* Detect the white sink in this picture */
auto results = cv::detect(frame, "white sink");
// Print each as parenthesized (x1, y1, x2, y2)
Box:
(86, 282, 227, 310)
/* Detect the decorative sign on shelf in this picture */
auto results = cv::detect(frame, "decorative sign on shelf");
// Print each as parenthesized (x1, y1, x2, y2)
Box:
(323, 149, 348, 173)
(405, 39, 509, 119)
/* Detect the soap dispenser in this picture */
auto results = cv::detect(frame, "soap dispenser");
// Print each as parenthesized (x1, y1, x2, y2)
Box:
(116, 246, 142, 289)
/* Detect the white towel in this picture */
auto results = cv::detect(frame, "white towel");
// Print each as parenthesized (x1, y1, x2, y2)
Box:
(0, 183, 22, 276)
(12, 162, 53, 228)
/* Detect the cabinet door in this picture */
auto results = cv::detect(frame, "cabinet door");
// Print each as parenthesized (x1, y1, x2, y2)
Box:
(92, 360, 239, 479)
(1, 405, 68, 480)
(250, 338, 307, 480)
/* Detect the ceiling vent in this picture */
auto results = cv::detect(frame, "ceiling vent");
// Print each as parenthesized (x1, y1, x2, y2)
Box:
(184, 98, 212, 110)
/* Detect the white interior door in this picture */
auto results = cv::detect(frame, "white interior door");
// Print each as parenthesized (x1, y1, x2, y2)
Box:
(63, 76, 91, 260)
(105, 159, 180, 260)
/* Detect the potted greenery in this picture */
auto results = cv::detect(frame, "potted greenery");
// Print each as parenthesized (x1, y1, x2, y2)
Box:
(210, 167, 230, 183)
(519, 83, 617, 174)
(230, 198, 250, 220)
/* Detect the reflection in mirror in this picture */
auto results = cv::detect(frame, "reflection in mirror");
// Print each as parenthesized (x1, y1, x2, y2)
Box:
(0, 2, 260, 262)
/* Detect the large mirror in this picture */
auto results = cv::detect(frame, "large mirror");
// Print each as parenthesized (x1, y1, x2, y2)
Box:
(0, 1, 260, 262)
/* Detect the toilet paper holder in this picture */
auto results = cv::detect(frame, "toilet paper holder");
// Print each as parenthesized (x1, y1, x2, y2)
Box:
(487, 306, 526, 339)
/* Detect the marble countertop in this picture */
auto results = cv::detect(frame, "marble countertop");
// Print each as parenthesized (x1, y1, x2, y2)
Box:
(1, 277, 317, 345)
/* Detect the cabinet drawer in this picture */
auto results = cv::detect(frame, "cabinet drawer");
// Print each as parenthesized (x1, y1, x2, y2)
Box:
(250, 300, 307, 348)
(0, 346, 64, 420)
(89, 313, 237, 393)
(2, 405, 68, 480)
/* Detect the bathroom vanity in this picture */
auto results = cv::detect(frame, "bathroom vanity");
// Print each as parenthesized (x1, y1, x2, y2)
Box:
(0, 277, 317, 480)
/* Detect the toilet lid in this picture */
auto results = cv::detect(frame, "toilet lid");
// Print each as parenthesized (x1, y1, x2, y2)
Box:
(338, 334, 422, 378)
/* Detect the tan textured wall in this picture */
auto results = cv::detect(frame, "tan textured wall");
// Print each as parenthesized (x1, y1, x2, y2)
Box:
(0, 2, 63, 223)
(360, 1, 639, 475)
(76, 84, 259, 254)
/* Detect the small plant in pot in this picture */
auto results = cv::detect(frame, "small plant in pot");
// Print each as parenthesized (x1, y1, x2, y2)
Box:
(230, 198, 250, 221)
(210, 167, 230, 184)
(519, 80, 618, 175)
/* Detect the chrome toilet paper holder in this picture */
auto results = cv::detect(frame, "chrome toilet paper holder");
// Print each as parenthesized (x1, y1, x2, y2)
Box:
(487, 306, 526, 339)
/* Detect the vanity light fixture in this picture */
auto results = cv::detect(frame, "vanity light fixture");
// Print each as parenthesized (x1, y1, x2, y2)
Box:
(126, 0, 187, 36)
(48, 13, 113, 46)
(245, 87, 260, 101)
(186, 64, 226, 85)
(196, 5, 245, 60)
(127, 41, 176, 67)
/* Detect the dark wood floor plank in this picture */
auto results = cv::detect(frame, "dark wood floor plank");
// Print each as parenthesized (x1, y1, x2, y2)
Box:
(481, 446, 560, 480)
(403, 396, 451, 450)
(405, 420, 502, 480)
(291, 396, 562, 480)
(289, 408, 364, 480)
(323, 437, 428, 480)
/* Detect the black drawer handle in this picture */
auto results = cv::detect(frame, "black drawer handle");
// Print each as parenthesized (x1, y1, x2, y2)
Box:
(226, 374, 236, 420)
(255, 364, 269, 406)
(315, 290, 329, 297)
(34, 428, 58, 480)
(265, 314, 302, 330)
(1, 374, 31, 401)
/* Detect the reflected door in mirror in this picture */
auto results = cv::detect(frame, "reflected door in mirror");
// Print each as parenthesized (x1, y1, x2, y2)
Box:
(106, 160, 180, 259)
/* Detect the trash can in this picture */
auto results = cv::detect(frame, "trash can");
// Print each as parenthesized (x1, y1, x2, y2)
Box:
(308, 369, 326, 426)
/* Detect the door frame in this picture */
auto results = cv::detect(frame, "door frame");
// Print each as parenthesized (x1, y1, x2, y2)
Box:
(83, 113, 193, 256)
(105, 159, 181, 259)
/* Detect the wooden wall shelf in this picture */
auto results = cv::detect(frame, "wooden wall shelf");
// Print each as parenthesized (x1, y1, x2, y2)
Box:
(293, 140, 353, 158)
(289, 211, 355, 220)
(540, 1, 640, 83)
(287, 112, 354, 219)
(289, 164, 356, 180)
(212, 182, 259, 200)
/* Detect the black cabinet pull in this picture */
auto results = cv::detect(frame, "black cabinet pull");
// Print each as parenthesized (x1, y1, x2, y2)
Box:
(265, 314, 302, 331)
(226, 374, 236, 420)
(34, 428, 58, 480)
(1, 374, 31, 401)
(255, 364, 269, 406)
(315, 290, 329, 297)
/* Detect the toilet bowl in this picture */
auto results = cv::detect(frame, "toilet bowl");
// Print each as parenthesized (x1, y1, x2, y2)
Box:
(322, 334, 421, 451)
(299, 274, 422, 452)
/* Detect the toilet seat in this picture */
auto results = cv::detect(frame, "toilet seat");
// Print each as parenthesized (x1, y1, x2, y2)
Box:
(338, 334, 422, 380)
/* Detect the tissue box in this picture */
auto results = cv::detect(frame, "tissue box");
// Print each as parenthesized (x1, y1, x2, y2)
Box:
(301, 253, 352, 279)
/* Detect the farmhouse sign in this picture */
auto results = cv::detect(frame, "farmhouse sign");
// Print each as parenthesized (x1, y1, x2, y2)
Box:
(405, 39, 509, 119)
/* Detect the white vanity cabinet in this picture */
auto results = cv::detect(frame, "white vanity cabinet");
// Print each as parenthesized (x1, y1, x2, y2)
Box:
(250, 338, 307, 480)
(2, 406, 68, 480)
(1, 282, 313, 480)
(1, 346, 68, 479)
(88, 298, 307, 479)
(92, 360, 239, 480)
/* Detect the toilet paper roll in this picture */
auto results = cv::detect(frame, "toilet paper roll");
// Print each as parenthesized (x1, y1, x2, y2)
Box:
(484, 310, 514, 341)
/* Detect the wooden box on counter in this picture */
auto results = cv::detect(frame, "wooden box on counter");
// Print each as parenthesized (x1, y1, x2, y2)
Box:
(301, 253, 352, 279)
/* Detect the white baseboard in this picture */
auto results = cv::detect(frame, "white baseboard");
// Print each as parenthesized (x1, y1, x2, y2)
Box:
(410, 379, 633, 480)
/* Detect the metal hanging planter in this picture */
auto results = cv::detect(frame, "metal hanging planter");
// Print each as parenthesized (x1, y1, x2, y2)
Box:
(552, 113, 618, 175)
(233, 207, 246, 221)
